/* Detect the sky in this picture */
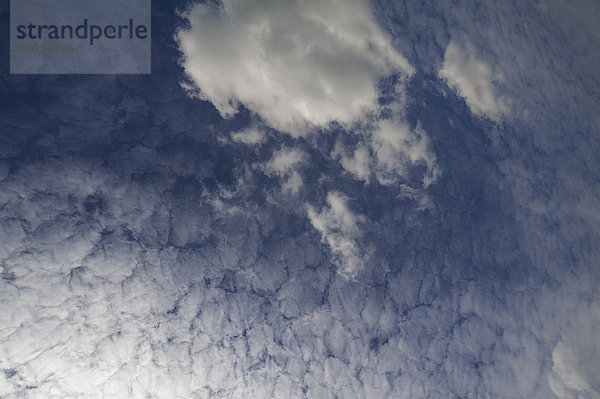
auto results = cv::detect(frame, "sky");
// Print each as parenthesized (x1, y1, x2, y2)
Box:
(1, 0, 599, 398)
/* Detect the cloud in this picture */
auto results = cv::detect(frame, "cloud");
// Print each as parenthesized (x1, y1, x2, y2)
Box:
(282, 171, 304, 195)
(371, 119, 439, 187)
(262, 146, 307, 194)
(2, 0, 599, 398)
(307, 192, 366, 278)
(338, 144, 372, 183)
(264, 147, 305, 176)
(231, 127, 266, 145)
(333, 117, 440, 187)
(439, 40, 509, 121)
(177, 0, 439, 190)
(176, 0, 413, 136)
(549, 298, 600, 399)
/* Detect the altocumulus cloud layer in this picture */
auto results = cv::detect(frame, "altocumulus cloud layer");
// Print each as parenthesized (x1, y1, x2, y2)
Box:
(1, 0, 599, 398)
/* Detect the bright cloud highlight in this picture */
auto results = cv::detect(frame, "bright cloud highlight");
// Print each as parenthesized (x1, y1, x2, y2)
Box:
(176, 0, 414, 136)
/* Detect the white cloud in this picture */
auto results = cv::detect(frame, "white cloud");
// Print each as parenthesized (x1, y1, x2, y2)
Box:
(307, 192, 366, 278)
(282, 171, 304, 195)
(549, 299, 600, 399)
(371, 119, 439, 187)
(176, 0, 413, 136)
(231, 127, 266, 145)
(339, 145, 372, 183)
(178, 0, 439, 190)
(439, 40, 509, 121)
(333, 118, 440, 187)
(263, 147, 306, 194)
(10, 1, 600, 397)
(264, 147, 305, 177)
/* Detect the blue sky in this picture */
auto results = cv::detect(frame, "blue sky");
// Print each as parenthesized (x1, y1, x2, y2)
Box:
(0, 0, 599, 397)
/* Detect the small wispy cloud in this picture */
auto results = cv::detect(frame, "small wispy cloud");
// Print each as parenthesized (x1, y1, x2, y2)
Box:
(307, 192, 367, 278)
(262, 146, 307, 194)
(231, 127, 266, 145)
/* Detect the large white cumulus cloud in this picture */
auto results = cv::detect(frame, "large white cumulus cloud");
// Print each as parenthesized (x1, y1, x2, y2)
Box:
(176, 0, 414, 136)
